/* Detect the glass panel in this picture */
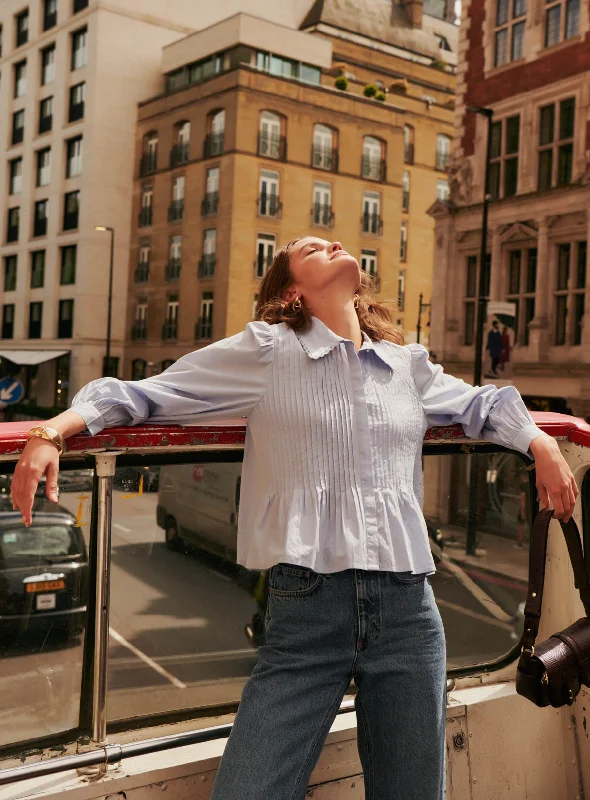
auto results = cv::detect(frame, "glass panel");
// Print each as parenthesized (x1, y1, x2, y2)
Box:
(0, 466, 93, 747)
(504, 157, 518, 197)
(574, 293, 584, 345)
(557, 243, 570, 290)
(565, 0, 580, 38)
(538, 149, 553, 190)
(422, 450, 532, 668)
(488, 161, 501, 200)
(464, 302, 475, 345)
(545, 5, 561, 46)
(505, 116, 520, 154)
(523, 297, 535, 345)
(490, 122, 502, 159)
(513, 0, 526, 17)
(496, 0, 509, 26)
(494, 29, 508, 67)
(555, 295, 567, 345)
(508, 251, 521, 294)
(557, 143, 573, 185)
(466, 256, 477, 298)
(577, 241, 587, 290)
(539, 104, 555, 145)
(511, 21, 525, 60)
(559, 98, 576, 140)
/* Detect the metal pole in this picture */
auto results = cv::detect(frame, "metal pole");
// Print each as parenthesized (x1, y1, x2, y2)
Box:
(105, 228, 114, 377)
(417, 292, 423, 344)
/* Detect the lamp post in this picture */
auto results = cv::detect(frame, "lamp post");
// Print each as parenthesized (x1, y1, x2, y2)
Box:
(465, 105, 494, 556)
(416, 292, 431, 345)
(94, 226, 115, 377)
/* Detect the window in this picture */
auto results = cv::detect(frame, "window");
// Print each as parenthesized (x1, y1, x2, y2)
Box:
(132, 298, 147, 340)
(30, 250, 45, 289)
(161, 359, 175, 372)
(14, 60, 27, 98)
(404, 125, 415, 165)
(259, 170, 280, 217)
(71, 27, 88, 70)
(73, 0, 89, 13)
(166, 51, 228, 92)
(171, 122, 190, 167)
(362, 136, 385, 181)
(400, 220, 408, 262)
(312, 124, 336, 171)
(402, 171, 410, 212)
(362, 191, 381, 235)
(9, 158, 23, 195)
(33, 199, 48, 237)
(312, 181, 333, 227)
(15, 9, 28, 47)
(69, 82, 85, 122)
(196, 292, 214, 340)
(203, 167, 219, 216)
(545, 0, 579, 46)
(255, 234, 275, 279)
(199, 229, 216, 278)
(39, 96, 53, 133)
(554, 241, 587, 346)
(398, 270, 406, 311)
(135, 243, 150, 282)
(65, 136, 83, 178)
(2, 305, 15, 339)
(7, 208, 20, 243)
(168, 176, 185, 222)
(63, 190, 80, 230)
(205, 110, 225, 157)
(506, 248, 537, 344)
(58, 299, 74, 338)
(436, 179, 450, 201)
(361, 249, 378, 278)
(488, 115, 520, 199)
(166, 235, 182, 281)
(259, 112, 283, 160)
(255, 50, 320, 85)
(538, 98, 575, 189)
(60, 245, 77, 284)
(43, 0, 57, 30)
(435, 134, 451, 171)
(41, 44, 56, 85)
(37, 148, 51, 186)
(12, 110, 25, 145)
(4, 256, 17, 292)
(132, 359, 147, 380)
(29, 301, 43, 338)
(139, 186, 153, 226)
(141, 132, 158, 175)
(494, 0, 526, 66)
(163, 294, 179, 340)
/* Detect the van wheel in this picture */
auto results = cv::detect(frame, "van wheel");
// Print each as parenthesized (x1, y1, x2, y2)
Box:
(165, 519, 182, 551)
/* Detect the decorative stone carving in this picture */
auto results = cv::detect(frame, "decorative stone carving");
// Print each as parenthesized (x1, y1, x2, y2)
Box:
(447, 156, 473, 206)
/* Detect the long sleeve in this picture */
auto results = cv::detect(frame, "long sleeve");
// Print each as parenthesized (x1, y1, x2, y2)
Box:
(70, 321, 275, 435)
(408, 343, 544, 457)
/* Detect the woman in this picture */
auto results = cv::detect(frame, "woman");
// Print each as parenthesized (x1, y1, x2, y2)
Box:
(11, 238, 576, 800)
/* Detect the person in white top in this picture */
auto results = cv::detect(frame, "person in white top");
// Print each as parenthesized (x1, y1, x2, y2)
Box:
(11, 238, 576, 800)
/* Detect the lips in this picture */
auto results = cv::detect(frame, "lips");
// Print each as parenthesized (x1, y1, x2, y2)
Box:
(330, 251, 350, 261)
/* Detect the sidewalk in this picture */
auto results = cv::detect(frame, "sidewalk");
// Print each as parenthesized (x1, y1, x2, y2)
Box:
(441, 524, 529, 584)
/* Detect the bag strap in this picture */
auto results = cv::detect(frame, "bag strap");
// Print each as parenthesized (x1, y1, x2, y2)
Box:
(521, 508, 590, 654)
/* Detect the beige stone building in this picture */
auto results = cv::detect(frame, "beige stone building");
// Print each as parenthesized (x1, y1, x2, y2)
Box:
(429, 0, 590, 416)
(125, 1, 457, 379)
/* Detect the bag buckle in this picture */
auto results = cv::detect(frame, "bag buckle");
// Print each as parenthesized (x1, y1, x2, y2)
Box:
(521, 645, 535, 656)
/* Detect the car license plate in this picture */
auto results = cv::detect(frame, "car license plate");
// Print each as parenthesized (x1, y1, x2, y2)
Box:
(25, 579, 65, 593)
(36, 594, 56, 611)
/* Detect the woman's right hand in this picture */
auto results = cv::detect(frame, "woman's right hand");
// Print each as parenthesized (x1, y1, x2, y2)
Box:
(11, 438, 60, 527)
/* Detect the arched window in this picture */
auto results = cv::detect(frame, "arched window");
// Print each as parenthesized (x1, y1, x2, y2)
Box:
(259, 111, 284, 159)
(205, 110, 225, 157)
(312, 124, 338, 171)
(436, 133, 451, 171)
(141, 131, 158, 175)
(172, 121, 190, 166)
(131, 359, 147, 380)
(403, 125, 414, 164)
(362, 136, 385, 181)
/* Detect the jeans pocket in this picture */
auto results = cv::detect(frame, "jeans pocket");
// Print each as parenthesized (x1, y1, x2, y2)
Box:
(268, 562, 323, 596)
(392, 570, 428, 585)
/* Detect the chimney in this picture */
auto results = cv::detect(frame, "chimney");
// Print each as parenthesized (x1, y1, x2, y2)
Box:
(399, 0, 423, 29)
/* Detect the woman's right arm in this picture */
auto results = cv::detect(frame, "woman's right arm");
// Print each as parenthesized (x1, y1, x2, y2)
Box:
(11, 321, 274, 525)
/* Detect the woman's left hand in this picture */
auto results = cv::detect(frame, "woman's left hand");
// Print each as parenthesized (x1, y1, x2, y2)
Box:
(529, 434, 578, 522)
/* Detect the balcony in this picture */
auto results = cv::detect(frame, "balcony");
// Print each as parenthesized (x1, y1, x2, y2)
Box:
(134, 263, 150, 282)
(311, 204, 334, 228)
(168, 200, 184, 223)
(63, 210, 79, 231)
(202, 191, 219, 217)
(203, 133, 224, 159)
(258, 195, 282, 218)
(132, 321, 147, 340)
(361, 212, 383, 236)
(258, 134, 286, 161)
(140, 152, 157, 176)
(195, 317, 213, 340)
(198, 254, 216, 279)
(361, 156, 387, 182)
(404, 144, 414, 165)
(68, 102, 84, 123)
(436, 152, 450, 171)
(7, 224, 19, 243)
(139, 207, 153, 227)
(312, 146, 339, 172)
(162, 322, 178, 341)
(39, 114, 53, 134)
(165, 259, 181, 281)
(253, 255, 273, 280)
(33, 217, 48, 237)
(170, 143, 189, 168)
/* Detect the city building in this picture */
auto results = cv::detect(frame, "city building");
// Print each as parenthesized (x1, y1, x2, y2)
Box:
(429, 0, 590, 416)
(124, 0, 457, 380)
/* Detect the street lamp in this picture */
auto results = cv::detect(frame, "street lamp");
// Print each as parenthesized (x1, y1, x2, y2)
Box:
(94, 225, 115, 377)
(416, 292, 431, 345)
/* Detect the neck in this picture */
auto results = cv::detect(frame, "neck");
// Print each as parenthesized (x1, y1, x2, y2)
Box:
(309, 299, 362, 352)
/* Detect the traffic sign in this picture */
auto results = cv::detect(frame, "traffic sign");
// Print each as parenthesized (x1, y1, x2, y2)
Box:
(0, 377, 24, 406)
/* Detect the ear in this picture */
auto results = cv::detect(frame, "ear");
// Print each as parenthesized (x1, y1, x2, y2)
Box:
(281, 286, 298, 302)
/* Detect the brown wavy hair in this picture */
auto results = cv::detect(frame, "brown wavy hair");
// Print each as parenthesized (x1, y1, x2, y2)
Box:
(255, 238, 403, 344)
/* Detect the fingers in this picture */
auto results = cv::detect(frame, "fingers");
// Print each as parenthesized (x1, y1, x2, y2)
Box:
(537, 482, 550, 510)
(45, 461, 59, 502)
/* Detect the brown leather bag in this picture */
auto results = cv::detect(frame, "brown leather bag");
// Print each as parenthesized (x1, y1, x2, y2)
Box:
(516, 508, 590, 708)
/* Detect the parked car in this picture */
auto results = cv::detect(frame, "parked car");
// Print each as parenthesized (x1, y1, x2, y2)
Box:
(0, 507, 89, 645)
(58, 469, 94, 492)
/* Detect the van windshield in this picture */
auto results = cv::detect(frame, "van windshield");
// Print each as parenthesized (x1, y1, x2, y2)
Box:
(0, 524, 82, 564)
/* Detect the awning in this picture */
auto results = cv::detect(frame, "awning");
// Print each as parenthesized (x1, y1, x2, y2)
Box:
(0, 350, 70, 366)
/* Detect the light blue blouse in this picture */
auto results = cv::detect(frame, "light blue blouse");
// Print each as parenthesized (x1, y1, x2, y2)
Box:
(71, 317, 544, 576)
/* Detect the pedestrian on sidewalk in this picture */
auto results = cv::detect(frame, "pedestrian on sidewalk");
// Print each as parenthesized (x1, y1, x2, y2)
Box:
(11, 237, 577, 800)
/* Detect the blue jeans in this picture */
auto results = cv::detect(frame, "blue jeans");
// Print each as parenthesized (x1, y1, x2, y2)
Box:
(211, 565, 447, 800)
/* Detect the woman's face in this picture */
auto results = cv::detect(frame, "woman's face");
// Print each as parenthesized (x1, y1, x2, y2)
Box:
(285, 238, 361, 301)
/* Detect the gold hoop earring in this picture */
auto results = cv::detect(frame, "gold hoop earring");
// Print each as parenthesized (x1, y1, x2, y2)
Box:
(353, 294, 360, 309)
(292, 297, 302, 311)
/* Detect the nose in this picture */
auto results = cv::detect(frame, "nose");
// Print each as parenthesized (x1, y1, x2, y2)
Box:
(329, 241, 344, 254)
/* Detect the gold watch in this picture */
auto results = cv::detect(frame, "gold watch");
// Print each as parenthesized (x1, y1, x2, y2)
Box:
(27, 425, 66, 456)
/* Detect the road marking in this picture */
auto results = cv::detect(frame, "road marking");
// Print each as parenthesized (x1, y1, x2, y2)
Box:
(436, 598, 514, 631)
(109, 627, 187, 689)
(110, 647, 257, 669)
(113, 523, 131, 533)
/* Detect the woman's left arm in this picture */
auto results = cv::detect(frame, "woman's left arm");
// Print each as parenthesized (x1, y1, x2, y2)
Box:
(409, 344, 578, 521)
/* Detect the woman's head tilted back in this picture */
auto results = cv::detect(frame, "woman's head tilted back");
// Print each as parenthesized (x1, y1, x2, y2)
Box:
(255, 237, 403, 344)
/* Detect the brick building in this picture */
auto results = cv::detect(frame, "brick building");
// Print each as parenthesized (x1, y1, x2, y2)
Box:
(429, 0, 590, 415)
